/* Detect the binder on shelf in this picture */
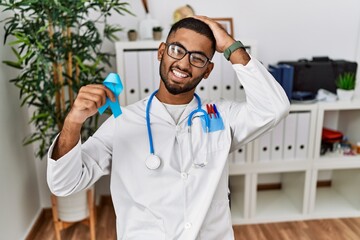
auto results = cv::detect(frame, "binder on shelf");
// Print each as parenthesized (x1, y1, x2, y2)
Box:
(124, 51, 140, 105)
(233, 146, 246, 164)
(283, 113, 297, 160)
(208, 53, 222, 100)
(258, 131, 271, 162)
(267, 64, 294, 100)
(295, 112, 311, 159)
(270, 119, 285, 161)
(152, 51, 160, 90)
(221, 57, 236, 100)
(235, 81, 246, 102)
(268, 65, 282, 85)
(280, 64, 294, 100)
(138, 51, 155, 99)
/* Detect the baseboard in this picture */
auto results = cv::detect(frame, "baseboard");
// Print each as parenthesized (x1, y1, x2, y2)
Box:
(26, 195, 112, 240)
(257, 180, 332, 191)
(317, 180, 332, 188)
(257, 183, 282, 191)
(25, 208, 51, 240)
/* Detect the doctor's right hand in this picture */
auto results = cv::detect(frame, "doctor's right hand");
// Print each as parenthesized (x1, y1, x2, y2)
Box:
(66, 84, 116, 125)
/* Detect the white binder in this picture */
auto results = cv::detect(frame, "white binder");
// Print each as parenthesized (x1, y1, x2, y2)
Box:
(221, 57, 236, 100)
(258, 131, 271, 162)
(283, 113, 297, 160)
(270, 119, 285, 161)
(233, 146, 246, 164)
(295, 112, 311, 159)
(208, 53, 222, 100)
(138, 51, 154, 99)
(196, 77, 209, 100)
(124, 51, 140, 105)
(235, 79, 246, 102)
(152, 51, 160, 90)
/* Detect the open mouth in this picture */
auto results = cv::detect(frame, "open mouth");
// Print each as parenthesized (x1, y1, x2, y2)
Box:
(171, 68, 190, 80)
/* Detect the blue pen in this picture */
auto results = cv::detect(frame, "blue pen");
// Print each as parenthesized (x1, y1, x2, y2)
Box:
(213, 104, 219, 118)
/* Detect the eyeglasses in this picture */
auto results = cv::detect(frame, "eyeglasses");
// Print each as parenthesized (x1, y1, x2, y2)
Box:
(165, 43, 211, 68)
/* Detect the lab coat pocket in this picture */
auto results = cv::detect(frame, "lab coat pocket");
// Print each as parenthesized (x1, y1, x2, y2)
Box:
(125, 218, 165, 240)
(198, 200, 234, 240)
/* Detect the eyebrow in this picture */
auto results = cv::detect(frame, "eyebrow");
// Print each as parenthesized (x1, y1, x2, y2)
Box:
(170, 41, 210, 59)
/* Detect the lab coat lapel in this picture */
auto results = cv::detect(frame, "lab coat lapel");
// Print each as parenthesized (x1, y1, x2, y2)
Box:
(178, 96, 199, 125)
(148, 96, 176, 125)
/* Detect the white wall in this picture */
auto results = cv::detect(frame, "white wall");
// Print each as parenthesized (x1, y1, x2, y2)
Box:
(1, 1, 360, 237)
(0, 9, 41, 240)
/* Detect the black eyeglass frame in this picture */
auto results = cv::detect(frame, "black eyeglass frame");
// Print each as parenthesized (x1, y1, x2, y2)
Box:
(164, 42, 212, 68)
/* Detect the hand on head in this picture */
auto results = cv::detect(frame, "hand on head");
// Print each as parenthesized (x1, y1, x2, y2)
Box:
(193, 16, 235, 53)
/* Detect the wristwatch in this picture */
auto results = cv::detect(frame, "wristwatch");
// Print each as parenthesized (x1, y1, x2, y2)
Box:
(223, 41, 245, 61)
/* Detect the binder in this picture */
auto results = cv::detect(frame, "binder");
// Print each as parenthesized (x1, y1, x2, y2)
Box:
(124, 51, 140, 105)
(138, 51, 155, 99)
(233, 146, 246, 164)
(235, 80, 246, 102)
(208, 53, 222, 100)
(258, 131, 271, 162)
(279, 64, 294, 100)
(270, 119, 285, 161)
(295, 112, 311, 159)
(221, 57, 236, 100)
(268, 65, 282, 85)
(283, 113, 297, 160)
(152, 51, 160, 90)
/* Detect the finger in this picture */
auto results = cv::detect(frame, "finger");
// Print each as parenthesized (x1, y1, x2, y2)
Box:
(89, 84, 116, 102)
(79, 85, 107, 107)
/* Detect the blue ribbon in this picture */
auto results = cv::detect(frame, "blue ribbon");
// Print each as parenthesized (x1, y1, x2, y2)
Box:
(98, 73, 123, 118)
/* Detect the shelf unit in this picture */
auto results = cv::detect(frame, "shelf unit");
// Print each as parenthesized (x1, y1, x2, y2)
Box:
(115, 40, 360, 225)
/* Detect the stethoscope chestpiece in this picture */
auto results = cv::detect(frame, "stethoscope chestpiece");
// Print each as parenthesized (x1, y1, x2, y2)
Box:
(145, 154, 161, 170)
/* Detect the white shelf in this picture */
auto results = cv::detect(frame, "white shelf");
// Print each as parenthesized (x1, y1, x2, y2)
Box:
(310, 168, 360, 218)
(115, 41, 360, 225)
(255, 190, 303, 220)
(313, 188, 360, 218)
(229, 175, 247, 224)
(251, 171, 309, 222)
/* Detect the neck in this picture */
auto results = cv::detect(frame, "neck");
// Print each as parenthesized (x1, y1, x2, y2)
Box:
(155, 84, 195, 105)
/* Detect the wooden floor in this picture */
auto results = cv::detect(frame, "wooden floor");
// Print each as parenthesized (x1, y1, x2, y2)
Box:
(30, 197, 360, 240)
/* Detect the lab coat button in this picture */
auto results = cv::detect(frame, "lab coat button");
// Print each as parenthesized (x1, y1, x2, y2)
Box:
(181, 172, 188, 179)
(185, 222, 192, 229)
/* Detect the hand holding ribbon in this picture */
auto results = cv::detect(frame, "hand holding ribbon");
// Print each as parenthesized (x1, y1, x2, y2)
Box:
(98, 73, 123, 118)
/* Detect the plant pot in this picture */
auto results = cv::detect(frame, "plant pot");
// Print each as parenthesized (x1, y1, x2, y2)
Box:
(336, 89, 354, 101)
(128, 31, 138, 41)
(153, 31, 162, 40)
(56, 187, 93, 222)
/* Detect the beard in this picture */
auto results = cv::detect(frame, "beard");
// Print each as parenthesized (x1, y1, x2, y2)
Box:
(159, 58, 205, 95)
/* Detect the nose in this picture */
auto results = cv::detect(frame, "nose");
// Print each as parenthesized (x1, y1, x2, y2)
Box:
(176, 52, 191, 69)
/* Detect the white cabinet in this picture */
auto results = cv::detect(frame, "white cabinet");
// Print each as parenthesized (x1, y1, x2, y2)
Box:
(115, 40, 360, 225)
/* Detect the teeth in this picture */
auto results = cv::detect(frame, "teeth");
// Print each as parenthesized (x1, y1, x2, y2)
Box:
(173, 69, 187, 78)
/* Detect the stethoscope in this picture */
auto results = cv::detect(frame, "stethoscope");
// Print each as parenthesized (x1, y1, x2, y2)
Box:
(145, 90, 211, 170)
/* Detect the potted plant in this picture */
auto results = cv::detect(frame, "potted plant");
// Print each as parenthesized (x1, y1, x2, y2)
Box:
(1, 0, 133, 229)
(152, 26, 163, 40)
(127, 29, 138, 41)
(336, 72, 356, 101)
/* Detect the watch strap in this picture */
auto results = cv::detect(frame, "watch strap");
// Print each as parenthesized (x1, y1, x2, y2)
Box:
(223, 41, 245, 61)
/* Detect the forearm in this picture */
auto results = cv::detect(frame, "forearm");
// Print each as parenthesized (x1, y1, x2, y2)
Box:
(51, 117, 82, 160)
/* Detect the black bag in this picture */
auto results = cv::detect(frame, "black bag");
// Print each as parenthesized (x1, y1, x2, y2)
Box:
(279, 57, 357, 94)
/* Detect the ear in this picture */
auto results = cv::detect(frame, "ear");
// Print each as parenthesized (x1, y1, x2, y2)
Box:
(203, 62, 214, 79)
(157, 42, 166, 61)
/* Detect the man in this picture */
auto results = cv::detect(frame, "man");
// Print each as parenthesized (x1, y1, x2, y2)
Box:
(47, 16, 290, 239)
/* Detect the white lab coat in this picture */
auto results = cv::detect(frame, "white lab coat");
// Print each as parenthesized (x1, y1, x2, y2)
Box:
(47, 58, 290, 240)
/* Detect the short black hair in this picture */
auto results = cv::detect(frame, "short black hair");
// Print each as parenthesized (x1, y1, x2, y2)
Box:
(167, 17, 216, 56)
